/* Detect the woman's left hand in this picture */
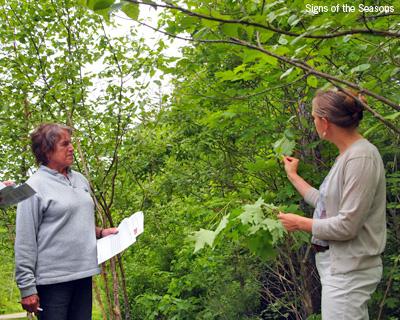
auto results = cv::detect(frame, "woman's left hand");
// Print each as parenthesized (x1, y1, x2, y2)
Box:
(102, 228, 118, 237)
(278, 212, 313, 232)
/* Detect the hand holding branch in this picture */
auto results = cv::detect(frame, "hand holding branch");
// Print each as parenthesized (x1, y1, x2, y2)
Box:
(278, 212, 313, 233)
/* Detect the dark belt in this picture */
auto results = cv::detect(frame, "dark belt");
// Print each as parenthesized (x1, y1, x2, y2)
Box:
(312, 244, 329, 253)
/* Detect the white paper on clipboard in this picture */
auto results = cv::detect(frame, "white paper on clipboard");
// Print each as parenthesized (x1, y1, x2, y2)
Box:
(97, 211, 144, 264)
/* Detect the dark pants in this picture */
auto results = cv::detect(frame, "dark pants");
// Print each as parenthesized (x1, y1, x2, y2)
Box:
(37, 277, 92, 320)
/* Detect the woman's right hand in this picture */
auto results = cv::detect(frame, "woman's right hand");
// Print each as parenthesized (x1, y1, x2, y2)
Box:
(282, 156, 299, 177)
(21, 294, 40, 313)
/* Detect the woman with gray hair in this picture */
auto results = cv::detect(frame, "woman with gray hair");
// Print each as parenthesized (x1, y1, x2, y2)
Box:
(278, 88, 386, 319)
(15, 123, 117, 320)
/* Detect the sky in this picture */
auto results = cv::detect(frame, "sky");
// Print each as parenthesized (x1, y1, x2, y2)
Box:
(85, 3, 186, 107)
(0, 3, 187, 180)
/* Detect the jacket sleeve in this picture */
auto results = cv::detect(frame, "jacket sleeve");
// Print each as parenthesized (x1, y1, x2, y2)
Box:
(304, 187, 320, 208)
(15, 193, 42, 298)
(312, 156, 379, 241)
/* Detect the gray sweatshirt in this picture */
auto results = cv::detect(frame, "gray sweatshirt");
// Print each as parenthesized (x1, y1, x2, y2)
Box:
(15, 165, 100, 298)
(305, 139, 386, 274)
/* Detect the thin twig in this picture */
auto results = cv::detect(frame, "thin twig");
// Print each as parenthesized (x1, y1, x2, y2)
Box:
(125, 0, 400, 38)
(132, 21, 400, 133)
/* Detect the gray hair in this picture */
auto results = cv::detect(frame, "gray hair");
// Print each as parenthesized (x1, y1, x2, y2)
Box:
(30, 123, 72, 165)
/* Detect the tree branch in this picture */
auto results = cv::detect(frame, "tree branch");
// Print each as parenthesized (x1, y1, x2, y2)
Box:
(132, 21, 400, 134)
(232, 38, 400, 112)
(126, 0, 400, 38)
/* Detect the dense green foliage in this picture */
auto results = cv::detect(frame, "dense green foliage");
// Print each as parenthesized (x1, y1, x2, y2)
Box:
(1, 0, 399, 319)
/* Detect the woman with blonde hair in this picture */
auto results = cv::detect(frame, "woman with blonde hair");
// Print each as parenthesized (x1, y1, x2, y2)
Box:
(278, 88, 386, 319)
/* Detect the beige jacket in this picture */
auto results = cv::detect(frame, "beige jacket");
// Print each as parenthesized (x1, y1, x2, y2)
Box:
(305, 139, 386, 274)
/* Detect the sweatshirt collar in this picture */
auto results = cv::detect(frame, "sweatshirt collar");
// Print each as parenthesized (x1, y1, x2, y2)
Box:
(39, 165, 72, 177)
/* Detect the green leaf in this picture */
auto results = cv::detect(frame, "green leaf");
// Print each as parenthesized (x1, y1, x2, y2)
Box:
(233, 64, 246, 74)
(278, 35, 288, 45)
(92, 0, 114, 11)
(267, 11, 277, 23)
(385, 297, 399, 309)
(241, 49, 264, 63)
(121, 2, 139, 20)
(363, 123, 381, 137)
(244, 26, 254, 39)
(221, 111, 237, 118)
(287, 14, 300, 26)
(221, 24, 238, 38)
(384, 112, 400, 121)
(364, 79, 377, 90)
(214, 215, 229, 235)
(178, 16, 198, 29)
(290, 32, 307, 45)
(343, 34, 352, 42)
(201, 19, 219, 29)
(191, 229, 216, 253)
(307, 75, 318, 88)
(273, 136, 295, 156)
(245, 159, 269, 172)
(265, 159, 279, 170)
(280, 67, 293, 80)
(261, 55, 278, 66)
(237, 198, 265, 225)
(215, 70, 236, 81)
(248, 224, 262, 234)
(274, 46, 289, 55)
(94, 7, 112, 20)
(350, 63, 370, 73)
(246, 231, 276, 260)
(259, 30, 274, 42)
(246, 158, 278, 172)
(261, 218, 285, 243)
(390, 67, 399, 77)
(142, 0, 157, 9)
(86, 0, 95, 9)
(284, 128, 295, 139)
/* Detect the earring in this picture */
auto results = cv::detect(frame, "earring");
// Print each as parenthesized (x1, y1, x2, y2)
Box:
(322, 131, 327, 138)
